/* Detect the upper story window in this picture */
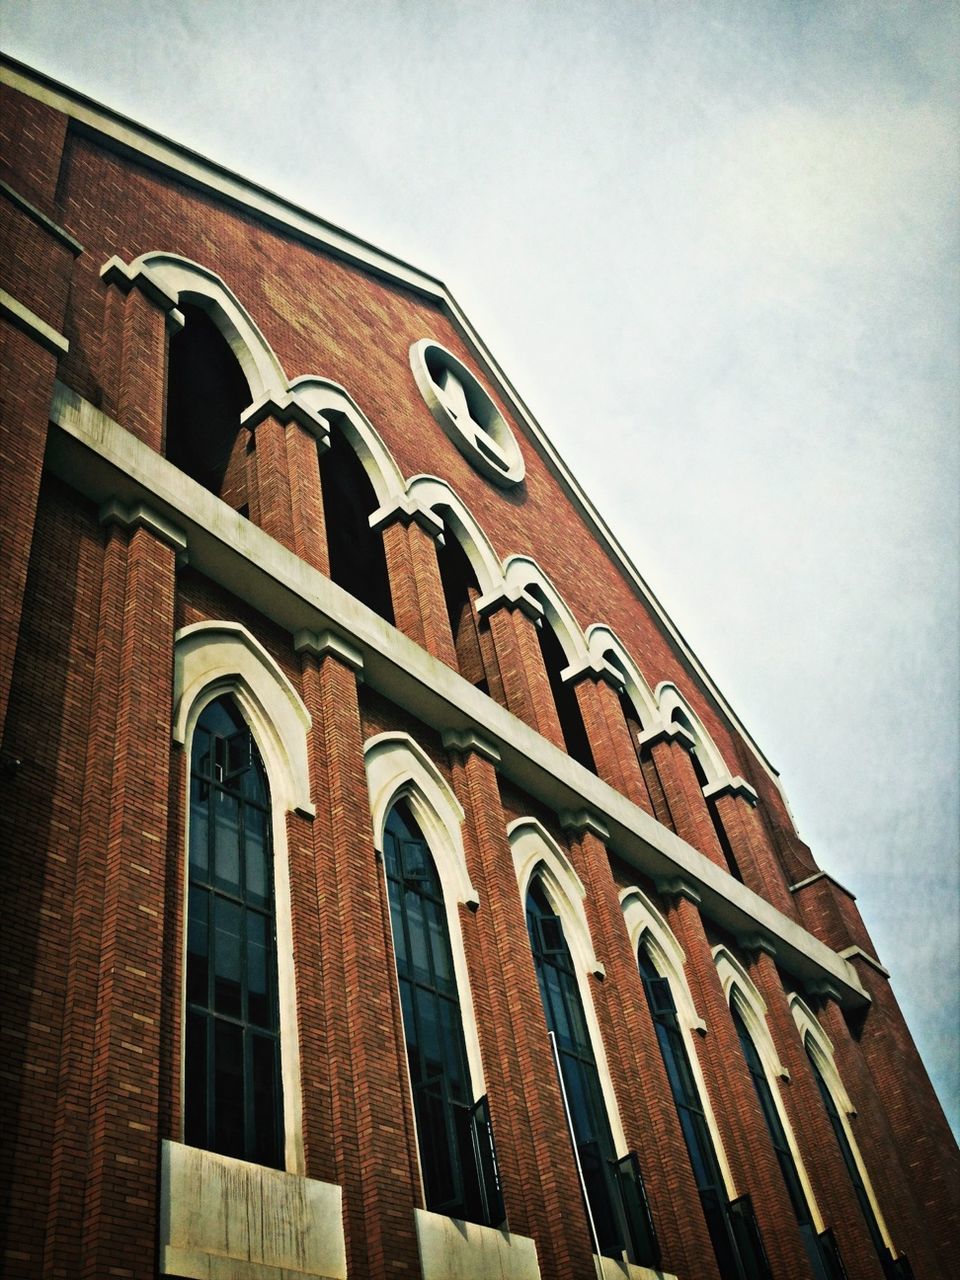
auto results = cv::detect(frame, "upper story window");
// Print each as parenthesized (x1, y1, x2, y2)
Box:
(410, 340, 525, 488)
(526, 877, 658, 1268)
(184, 696, 283, 1168)
(383, 801, 503, 1226)
(319, 425, 394, 623)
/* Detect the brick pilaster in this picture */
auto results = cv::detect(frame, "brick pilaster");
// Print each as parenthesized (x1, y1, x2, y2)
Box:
(643, 727, 729, 871)
(65, 507, 183, 1279)
(376, 503, 457, 665)
(298, 632, 422, 1280)
(709, 782, 796, 916)
(561, 817, 719, 1279)
(483, 597, 565, 750)
(661, 890, 816, 1279)
(444, 735, 596, 1280)
(99, 256, 183, 451)
(571, 673, 654, 815)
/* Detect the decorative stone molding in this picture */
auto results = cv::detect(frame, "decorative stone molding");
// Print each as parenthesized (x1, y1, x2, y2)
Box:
(559, 809, 611, 842)
(804, 978, 846, 1004)
(637, 720, 696, 754)
(839, 946, 890, 979)
(703, 775, 759, 806)
(240, 390, 331, 446)
(369, 491, 446, 539)
(293, 628, 364, 675)
(559, 654, 625, 691)
(0, 288, 69, 357)
(738, 932, 778, 961)
(98, 499, 187, 554)
(0, 180, 83, 254)
(789, 869, 857, 901)
(410, 339, 525, 488)
(474, 581, 544, 622)
(414, 1208, 541, 1280)
(99, 254, 184, 331)
(653, 875, 703, 907)
(441, 728, 501, 766)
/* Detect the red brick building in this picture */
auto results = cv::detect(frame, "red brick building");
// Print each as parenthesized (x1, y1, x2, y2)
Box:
(1, 57, 957, 1280)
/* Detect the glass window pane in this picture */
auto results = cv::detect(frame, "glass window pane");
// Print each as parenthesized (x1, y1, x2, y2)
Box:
(189, 776, 209, 877)
(213, 791, 240, 894)
(252, 1032, 281, 1168)
(406, 890, 432, 984)
(246, 911, 270, 1028)
(186, 885, 209, 1008)
(244, 806, 268, 908)
(214, 897, 242, 1019)
(213, 1019, 245, 1158)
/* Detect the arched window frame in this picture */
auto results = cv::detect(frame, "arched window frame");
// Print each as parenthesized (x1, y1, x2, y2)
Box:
(789, 995, 894, 1253)
(502, 556, 590, 673)
(655, 683, 730, 788)
(713, 945, 825, 1234)
(586, 625, 658, 729)
(620, 887, 740, 1204)
(508, 817, 628, 1157)
(172, 621, 312, 1174)
(364, 732, 486, 1105)
(405, 475, 505, 598)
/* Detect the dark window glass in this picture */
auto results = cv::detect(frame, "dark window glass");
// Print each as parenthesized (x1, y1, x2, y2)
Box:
(732, 1005, 832, 1280)
(527, 880, 657, 1266)
(319, 424, 394, 622)
(384, 803, 503, 1227)
(185, 696, 283, 1168)
(638, 948, 770, 1280)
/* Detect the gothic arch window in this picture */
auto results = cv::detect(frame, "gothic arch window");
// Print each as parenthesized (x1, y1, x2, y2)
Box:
(510, 820, 658, 1268)
(173, 622, 312, 1174)
(790, 998, 899, 1273)
(365, 733, 502, 1227)
(184, 695, 282, 1167)
(714, 949, 839, 1280)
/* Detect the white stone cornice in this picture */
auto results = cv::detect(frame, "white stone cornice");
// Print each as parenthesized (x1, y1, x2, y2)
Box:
(99, 254, 184, 331)
(559, 655, 625, 691)
(369, 493, 445, 539)
(474, 582, 544, 622)
(0, 180, 83, 254)
(441, 729, 501, 765)
(98, 498, 187, 554)
(0, 288, 69, 357)
(559, 809, 611, 842)
(654, 876, 703, 907)
(293, 629, 364, 675)
(738, 932, 778, 961)
(839, 946, 890, 979)
(637, 721, 696, 754)
(703, 775, 759, 806)
(789, 870, 858, 901)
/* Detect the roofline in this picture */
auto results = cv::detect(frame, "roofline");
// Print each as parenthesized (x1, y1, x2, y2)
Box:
(1, 53, 791, 809)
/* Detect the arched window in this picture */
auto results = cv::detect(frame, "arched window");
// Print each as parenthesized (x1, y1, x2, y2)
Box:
(638, 946, 771, 1280)
(526, 877, 657, 1267)
(166, 302, 254, 498)
(527, 587, 595, 773)
(184, 695, 282, 1168)
(731, 1006, 841, 1280)
(435, 519, 490, 691)
(319, 424, 394, 623)
(384, 801, 503, 1226)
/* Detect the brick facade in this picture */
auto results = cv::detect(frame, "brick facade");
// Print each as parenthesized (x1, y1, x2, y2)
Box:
(2, 60, 957, 1280)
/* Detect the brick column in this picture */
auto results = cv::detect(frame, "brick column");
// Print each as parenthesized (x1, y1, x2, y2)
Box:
(479, 589, 565, 750)
(570, 668, 654, 814)
(242, 393, 331, 572)
(707, 778, 796, 916)
(99, 256, 184, 451)
(296, 630, 422, 1280)
(816, 993, 949, 1280)
(641, 724, 729, 870)
(560, 814, 719, 1279)
(658, 885, 816, 1279)
(443, 731, 596, 1280)
(373, 497, 457, 665)
(45, 503, 184, 1280)
(743, 944, 881, 1280)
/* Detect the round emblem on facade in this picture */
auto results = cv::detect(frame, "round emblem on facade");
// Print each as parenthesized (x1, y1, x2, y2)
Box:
(409, 340, 525, 488)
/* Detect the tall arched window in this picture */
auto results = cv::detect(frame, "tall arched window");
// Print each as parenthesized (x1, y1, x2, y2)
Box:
(527, 589, 595, 773)
(731, 1006, 841, 1280)
(184, 696, 283, 1168)
(384, 801, 503, 1226)
(319, 425, 394, 622)
(638, 947, 771, 1280)
(526, 877, 658, 1267)
(435, 519, 489, 691)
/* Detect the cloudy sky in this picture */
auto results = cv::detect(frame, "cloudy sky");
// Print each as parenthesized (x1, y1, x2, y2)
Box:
(5, 1, 957, 1136)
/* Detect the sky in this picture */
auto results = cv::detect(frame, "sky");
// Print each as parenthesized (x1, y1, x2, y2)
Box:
(4, 1, 957, 1137)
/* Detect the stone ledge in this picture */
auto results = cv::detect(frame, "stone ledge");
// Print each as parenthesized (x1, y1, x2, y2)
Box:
(414, 1207, 541, 1280)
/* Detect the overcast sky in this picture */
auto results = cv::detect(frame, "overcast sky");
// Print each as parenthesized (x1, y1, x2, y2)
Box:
(5, 1, 958, 1137)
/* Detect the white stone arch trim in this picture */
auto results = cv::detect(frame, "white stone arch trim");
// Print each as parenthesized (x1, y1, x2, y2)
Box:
(713, 946, 825, 1232)
(508, 817, 629, 1156)
(173, 621, 310, 1175)
(173, 622, 313, 817)
(132, 252, 288, 404)
(503, 555, 589, 668)
(789, 996, 895, 1252)
(655, 682, 729, 786)
(363, 732, 486, 1099)
(405, 474, 505, 597)
(289, 376, 406, 508)
(587, 625, 658, 727)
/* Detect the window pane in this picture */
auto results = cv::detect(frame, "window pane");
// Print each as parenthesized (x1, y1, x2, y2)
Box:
(186, 885, 209, 1007)
(405, 889, 432, 984)
(246, 911, 270, 1028)
(213, 791, 241, 894)
(189, 776, 209, 877)
(213, 1019, 245, 1158)
(252, 1032, 281, 1168)
(214, 897, 242, 1018)
(244, 806, 268, 907)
